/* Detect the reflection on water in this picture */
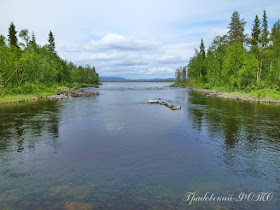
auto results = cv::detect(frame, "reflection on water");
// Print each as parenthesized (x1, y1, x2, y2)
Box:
(0, 100, 60, 154)
(0, 83, 279, 209)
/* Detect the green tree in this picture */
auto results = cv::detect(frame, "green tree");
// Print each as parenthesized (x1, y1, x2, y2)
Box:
(8, 22, 18, 47)
(270, 20, 280, 44)
(200, 39, 206, 60)
(251, 15, 261, 47)
(187, 50, 200, 81)
(227, 11, 246, 44)
(181, 67, 187, 82)
(48, 31, 55, 52)
(205, 36, 226, 86)
(19, 29, 30, 48)
(0, 35, 6, 46)
(222, 42, 245, 88)
(261, 10, 269, 48)
(0, 25, 99, 95)
(238, 52, 258, 88)
(29, 32, 37, 50)
(175, 68, 181, 83)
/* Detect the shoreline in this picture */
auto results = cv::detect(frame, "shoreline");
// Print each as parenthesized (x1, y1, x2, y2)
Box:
(187, 87, 280, 104)
(0, 89, 99, 105)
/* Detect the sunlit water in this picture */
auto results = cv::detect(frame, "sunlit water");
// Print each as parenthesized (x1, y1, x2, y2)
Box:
(0, 82, 279, 209)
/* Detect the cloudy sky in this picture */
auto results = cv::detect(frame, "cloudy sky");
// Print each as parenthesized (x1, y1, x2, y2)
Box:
(1, 0, 280, 79)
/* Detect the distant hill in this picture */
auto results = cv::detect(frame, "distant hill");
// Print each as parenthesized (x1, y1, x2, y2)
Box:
(135, 78, 175, 81)
(100, 76, 175, 82)
(99, 76, 129, 81)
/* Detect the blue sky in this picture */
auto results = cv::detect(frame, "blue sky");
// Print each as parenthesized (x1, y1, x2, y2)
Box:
(1, 0, 280, 79)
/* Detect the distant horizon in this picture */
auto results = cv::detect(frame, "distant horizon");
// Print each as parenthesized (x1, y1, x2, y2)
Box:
(99, 76, 175, 81)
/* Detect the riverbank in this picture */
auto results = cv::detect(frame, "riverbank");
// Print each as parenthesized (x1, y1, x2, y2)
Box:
(0, 85, 99, 104)
(172, 83, 280, 104)
(188, 87, 280, 103)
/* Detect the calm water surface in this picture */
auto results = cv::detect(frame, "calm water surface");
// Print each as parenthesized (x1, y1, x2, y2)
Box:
(0, 82, 279, 209)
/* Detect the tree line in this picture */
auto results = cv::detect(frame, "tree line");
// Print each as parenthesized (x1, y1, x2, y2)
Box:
(0, 22, 99, 95)
(176, 10, 280, 91)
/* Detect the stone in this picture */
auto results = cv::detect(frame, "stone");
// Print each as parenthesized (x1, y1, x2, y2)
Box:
(165, 104, 173, 108)
(170, 106, 181, 110)
(148, 100, 159, 103)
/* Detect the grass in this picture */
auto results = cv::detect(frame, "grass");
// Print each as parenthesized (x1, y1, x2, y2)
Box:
(223, 89, 280, 100)
(172, 81, 280, 100)
(0, 87, 66, 104)
(0, 82, 100, 104)
(0, 82, 99, 104)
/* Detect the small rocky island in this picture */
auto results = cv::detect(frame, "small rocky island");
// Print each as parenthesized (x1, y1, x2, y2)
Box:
(148, 100, 181, 110)
(47, 89, 99, 100)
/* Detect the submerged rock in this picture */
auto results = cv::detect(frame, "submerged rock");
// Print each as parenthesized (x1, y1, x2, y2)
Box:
(64, 202, 93, 210)
(49, 185, 93, 200)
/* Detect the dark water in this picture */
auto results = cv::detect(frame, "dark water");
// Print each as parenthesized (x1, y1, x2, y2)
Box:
(0, 82, 279, 209)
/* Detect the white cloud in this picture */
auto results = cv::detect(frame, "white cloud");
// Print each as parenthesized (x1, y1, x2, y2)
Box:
(148, 67, 175, 74)
(60, 33, 192, 79)
(84, 34, 159, 51)
(207, 28, 228, 41)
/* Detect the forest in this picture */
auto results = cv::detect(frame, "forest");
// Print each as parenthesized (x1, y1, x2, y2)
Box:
(175, 10, 280, 95)
(0, 22, 99, 96)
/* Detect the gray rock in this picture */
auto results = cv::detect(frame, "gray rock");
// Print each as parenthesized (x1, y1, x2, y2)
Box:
(170, 106, 181, 110)
(148, 100, 159, 103)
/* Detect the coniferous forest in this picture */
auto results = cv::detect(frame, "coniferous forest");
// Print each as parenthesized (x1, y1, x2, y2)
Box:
(175, 10, 280, 96)
(0, 22, 99, 97)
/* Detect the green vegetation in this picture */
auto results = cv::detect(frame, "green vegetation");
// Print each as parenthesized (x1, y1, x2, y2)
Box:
(174, 10, 280, 100)
(0, 22, 99, 101)
(0, 86, 68, 103)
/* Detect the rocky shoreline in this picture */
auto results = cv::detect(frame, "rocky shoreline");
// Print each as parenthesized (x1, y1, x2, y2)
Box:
(46, 89, 99, 100)
(188, 87, 280, 104)
(0, 89, 99, 104)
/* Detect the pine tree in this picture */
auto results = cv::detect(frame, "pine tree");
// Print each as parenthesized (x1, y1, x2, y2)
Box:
(200, 39, 206, 60)
(261, 10, 269, 48)
(227, 11, 246, 44)
(92, 66, 96, 73)
(8, 22, 18, 47)
(48, 31, 55, 52)
(251, 15, 261, 47)
(271, 20, 280, 43)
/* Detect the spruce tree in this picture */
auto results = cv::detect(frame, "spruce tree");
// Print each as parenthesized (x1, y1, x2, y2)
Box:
(0, 35, 6, 46)
(227, 11, 246, 44)
(271, 20, 280, 43)
(200, 39, 206, 60)
(251, 15, 261, 47)
(261, 10, 269, 48)
(29, 32, 37, 50)
(8, 22, 18, 47)
(48, 31, 55, 52)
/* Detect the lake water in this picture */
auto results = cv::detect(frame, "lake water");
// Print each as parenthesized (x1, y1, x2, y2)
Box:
(0, 82, 279, 209)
